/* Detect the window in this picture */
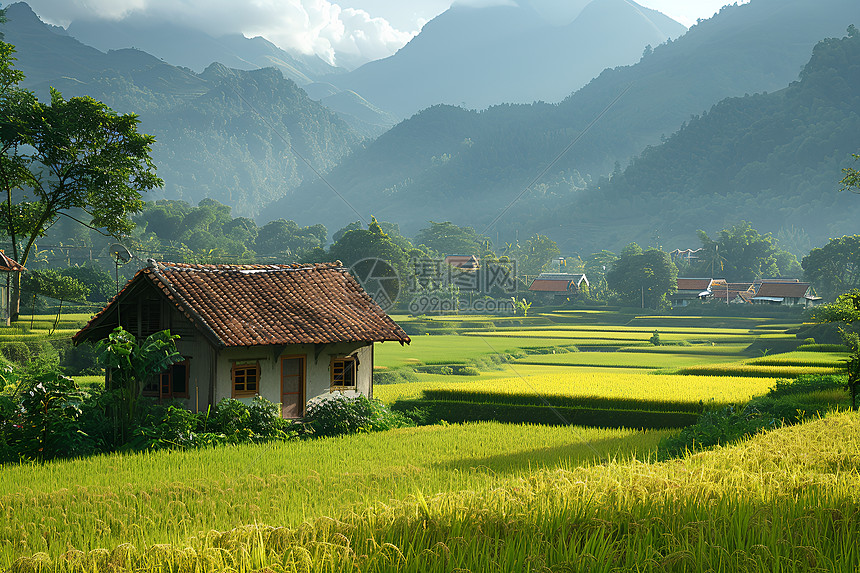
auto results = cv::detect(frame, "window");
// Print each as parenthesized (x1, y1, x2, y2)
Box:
(144, 360, 189, 399)
(232, 362, 260, 397)
(331, 357, 357, 390)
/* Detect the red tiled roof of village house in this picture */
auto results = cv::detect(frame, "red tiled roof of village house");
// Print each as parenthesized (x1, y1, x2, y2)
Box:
(74, 261, 410, 347)
(529, 279, 573, 292)
(0, 250, 24, 272)
(445, 255, 480, 269)
(676, 278, 713, 291)
(755, 282, 811, 299)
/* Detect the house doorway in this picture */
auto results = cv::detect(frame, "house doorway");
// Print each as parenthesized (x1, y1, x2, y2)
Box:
(281, 356, 306, 418)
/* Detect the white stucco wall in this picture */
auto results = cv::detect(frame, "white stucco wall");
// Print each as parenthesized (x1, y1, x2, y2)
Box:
(213, 342, 373, 414)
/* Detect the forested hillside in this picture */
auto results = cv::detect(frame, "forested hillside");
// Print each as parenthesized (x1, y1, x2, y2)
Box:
(270, 0, 858, 241)
(2, 3, 363, 216)
(544, 28, 860, 254)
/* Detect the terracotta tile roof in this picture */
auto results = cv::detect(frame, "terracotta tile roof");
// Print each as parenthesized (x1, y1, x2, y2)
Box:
(75, 260, 410, 347)
(676, 278, 713, 291)
(755, 282, 811, 299)
(529, 279, 574, 292)
(0, 250, 24, 272)
(445, 255, 480, 269)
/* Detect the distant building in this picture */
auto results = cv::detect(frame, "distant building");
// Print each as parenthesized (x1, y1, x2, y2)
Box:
(444, 255, 480, 270)
(0, 250, 25, 326)
(750, 279, 821, 307)
(670, 278, 717, 307)
(671, 277, 821, 307)
(528, 273, 589, 302)
(670, 248, 702, 264)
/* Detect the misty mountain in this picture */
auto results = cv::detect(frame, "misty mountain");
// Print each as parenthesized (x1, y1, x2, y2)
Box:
(2, 3, 364, 216)
(267, 0, 859, 242)
(541, 28, 860, 255)
(330, 0, 687, 119)
(65, 16, 341, 86)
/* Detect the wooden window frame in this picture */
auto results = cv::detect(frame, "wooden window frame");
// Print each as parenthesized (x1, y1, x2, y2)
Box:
(232, 361, 261, 398)
(330, 356, 357, 391)
(144, 359, 190, 399)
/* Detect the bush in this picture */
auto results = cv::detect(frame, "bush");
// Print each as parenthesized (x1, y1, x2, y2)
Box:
(659, 405, 777, 459)
(207, 396, 299, 442)
(304, 394, 412, 438)
(767, 374, 847, 398)
(57, 340, 102, 375)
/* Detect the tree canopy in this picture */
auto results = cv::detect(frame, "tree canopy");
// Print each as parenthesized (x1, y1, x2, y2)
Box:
(606, 244, 677, 309)
(694, 222, 799, 282)
(0, 40, 162, 317)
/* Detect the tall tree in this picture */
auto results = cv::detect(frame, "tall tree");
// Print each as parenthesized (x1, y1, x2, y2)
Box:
(606, 244, 677, 309)
(515, 234, 561, 276)
(0, 45, 162, 317)
(841, 153, 860, 194)
(802, 235, 860, 300)
(414, 221, 488, 257)
(694, 222, 799, 281)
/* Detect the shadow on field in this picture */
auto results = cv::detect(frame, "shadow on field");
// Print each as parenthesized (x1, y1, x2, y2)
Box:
(427, 433, 659, 476)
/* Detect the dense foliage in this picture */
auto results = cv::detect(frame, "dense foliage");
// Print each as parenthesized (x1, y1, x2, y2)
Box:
(549, 27, 860, 254)
(802, 234, 860, 300)
(605, 244, 677, 309)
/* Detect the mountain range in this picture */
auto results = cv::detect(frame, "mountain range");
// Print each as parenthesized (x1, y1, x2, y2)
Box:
(327, 0, 687, 119)
(268, 0, 859, 248)
(542, 28, 860, 255)
(65, 16, 341, 86)
(2, 2, 364, 216)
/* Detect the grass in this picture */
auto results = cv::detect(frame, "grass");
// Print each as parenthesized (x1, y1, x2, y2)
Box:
(374, 335, 578, 369)
(8, 412, 859, 572)
(512, 350, 740, 369)
(0, 422, 670, 565)
(375, 370, 776, 410)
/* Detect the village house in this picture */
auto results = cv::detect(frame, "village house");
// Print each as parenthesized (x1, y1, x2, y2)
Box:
(73, 260, 410, 417)
(669, 278, 717, 307)
(671, 277, 821, 307)
(749, 279, 821, 307)
(528, 273, 589, 303)
(0, 250, 25, 326)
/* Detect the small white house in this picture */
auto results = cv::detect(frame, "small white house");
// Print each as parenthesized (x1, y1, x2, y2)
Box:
(0, 250, 25, 326)
(73, 260, 410, 417)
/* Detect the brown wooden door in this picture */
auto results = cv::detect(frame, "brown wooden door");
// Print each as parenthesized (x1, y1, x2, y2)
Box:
(281, 356, 305, 418)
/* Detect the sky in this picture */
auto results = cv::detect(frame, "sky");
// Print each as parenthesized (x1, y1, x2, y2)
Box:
(19, 0, 750, 67)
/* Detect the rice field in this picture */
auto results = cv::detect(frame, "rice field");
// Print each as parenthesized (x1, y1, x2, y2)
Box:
(4, 309, 855, 571)
(374, 370, 776, 410)
(8, 412, 860, 572)
(512, 351, 740, 369)
(465, 329, 763, 344)
(0, 422, 670, 565)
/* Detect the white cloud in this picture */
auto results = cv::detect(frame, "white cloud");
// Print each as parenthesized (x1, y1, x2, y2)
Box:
(23, 0, 418, 67)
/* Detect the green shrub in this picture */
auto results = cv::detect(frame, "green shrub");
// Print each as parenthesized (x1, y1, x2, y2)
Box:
(659, 405, 777, 459)
(0, 342, 30, 365)
(796, 343, 849, 352)
(207, 396, 298, 442)
(304, 395, 412, 438)
(767, 374, 847, 398)
(57, 340, 102, 375)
